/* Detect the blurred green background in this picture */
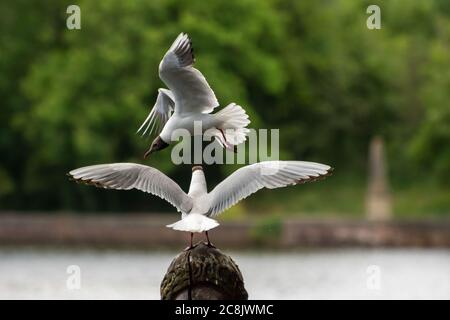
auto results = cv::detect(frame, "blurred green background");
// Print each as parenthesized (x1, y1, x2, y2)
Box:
(0, 0, 449, 218)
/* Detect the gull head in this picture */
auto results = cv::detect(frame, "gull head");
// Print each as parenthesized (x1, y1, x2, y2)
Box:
(144, 136, 169, 159)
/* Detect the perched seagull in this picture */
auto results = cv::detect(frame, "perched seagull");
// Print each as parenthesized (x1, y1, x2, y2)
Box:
(137, 33, 250, 158)
(68, 161, 332, 249)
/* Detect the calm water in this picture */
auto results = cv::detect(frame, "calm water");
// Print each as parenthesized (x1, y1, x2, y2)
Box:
(0, 248, 448, 299)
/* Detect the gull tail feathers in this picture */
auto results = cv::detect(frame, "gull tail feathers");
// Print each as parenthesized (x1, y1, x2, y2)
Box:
(166, 214, 219, 233)
(215, 103, 250, 148)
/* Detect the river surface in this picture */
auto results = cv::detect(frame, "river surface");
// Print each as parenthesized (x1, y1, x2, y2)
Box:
(0, 248, 448, 299)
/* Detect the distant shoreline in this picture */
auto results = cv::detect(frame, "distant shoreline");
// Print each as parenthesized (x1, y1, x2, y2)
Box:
(0, 212, 449, 249)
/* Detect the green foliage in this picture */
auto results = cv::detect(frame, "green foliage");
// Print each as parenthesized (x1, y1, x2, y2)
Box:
(245, 173, 367, 217)
(0, 0, 449, 214)
(250, 215, 282, 244)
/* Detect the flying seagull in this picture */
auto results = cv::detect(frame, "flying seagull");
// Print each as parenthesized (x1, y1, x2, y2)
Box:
(137, 33, 250, 158)
(68, 161, 332, 249)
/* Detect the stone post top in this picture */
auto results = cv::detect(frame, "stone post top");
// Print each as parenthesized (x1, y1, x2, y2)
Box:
(161, 242, 248, 300)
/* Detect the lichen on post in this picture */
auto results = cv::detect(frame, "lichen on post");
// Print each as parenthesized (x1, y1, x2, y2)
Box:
(160, 242, 248, 300)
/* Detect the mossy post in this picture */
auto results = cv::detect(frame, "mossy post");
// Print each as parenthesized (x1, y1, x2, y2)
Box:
(160, 242, 248, 300)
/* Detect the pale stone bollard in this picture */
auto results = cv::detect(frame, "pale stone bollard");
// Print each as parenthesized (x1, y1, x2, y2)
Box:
(366, 136, 392, 221)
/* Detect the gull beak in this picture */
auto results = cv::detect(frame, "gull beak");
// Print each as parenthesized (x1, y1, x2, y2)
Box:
(143, 136, 169, 159)
(143, 146, 154, 159)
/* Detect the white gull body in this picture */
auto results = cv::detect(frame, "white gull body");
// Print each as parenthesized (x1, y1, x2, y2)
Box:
(69, 161, 332, 233)
(138, 33, 250, 150)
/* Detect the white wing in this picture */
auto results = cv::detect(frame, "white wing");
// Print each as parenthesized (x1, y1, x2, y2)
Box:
(159, 33, 219, 115)
(205, 161, 333, 217)
(137, 88, 174, 137)
(68, 163, 193, 213)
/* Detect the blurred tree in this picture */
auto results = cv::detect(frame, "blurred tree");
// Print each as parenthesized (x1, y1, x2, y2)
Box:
(0, 0, 448, 212)
(409, 17, 450, 183)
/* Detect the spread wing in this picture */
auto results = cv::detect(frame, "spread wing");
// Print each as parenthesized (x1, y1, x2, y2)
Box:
(158, 33, 219, 115)
(68, 163, 193, 213)
(137, 88, 174, 137)
(205, 161, 333, 217)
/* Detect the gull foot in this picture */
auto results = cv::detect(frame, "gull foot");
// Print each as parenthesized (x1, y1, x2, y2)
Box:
(204, 241, 216, 249)
(184, 244, 197, 251)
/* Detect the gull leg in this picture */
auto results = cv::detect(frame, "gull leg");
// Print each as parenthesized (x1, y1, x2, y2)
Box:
(218, 128, 227, 143)
(184, 232, 196, 251)
(219, 128, 237, 153)
(205, 231, 216, 248)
